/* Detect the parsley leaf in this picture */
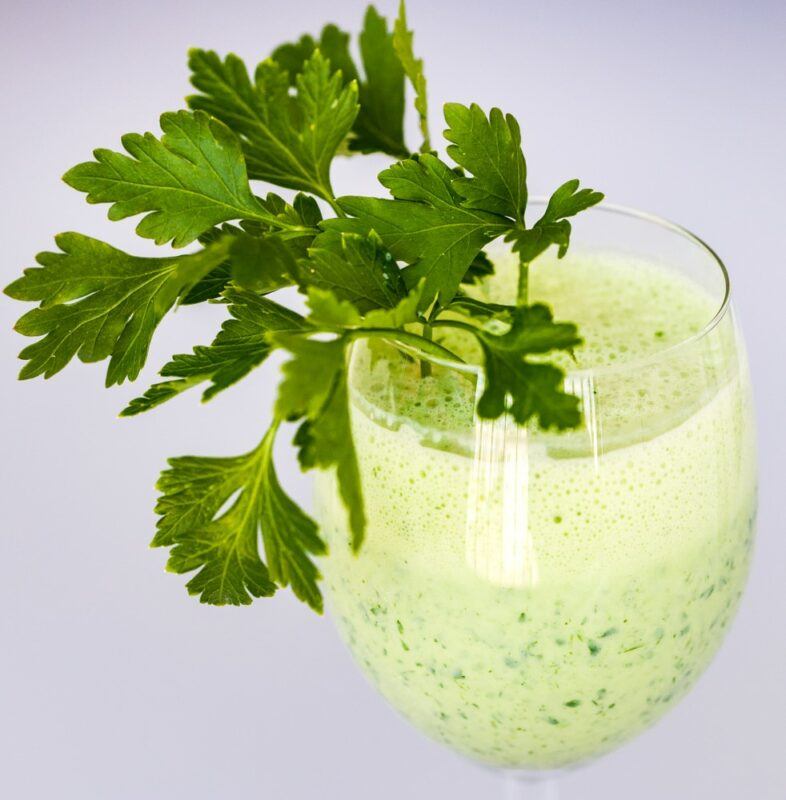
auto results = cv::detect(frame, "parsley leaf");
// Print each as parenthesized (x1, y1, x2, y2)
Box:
(255, 190, 325, 235)
(447, 295, 513, 320)
(272, 25, 358, 87)
(351, 6, 408, 157)
(271, 279, 432, 550)
(5, 2, 607, 613)
(461, 250, 495, 285)
(181, 225, 239, 305)
(182, 193, 321, 302)
(293, 373, 366, 549)
(335, 154, 509, 307)
(155, 421, 325, 609)
(273, 334, 367, 548)
(268, 14, 408, 158)
(542, 178, 606, 222)
(473, 304, 582, 429)
(270, 34, 319, 83)
(444, 103, 527, 222)
(393, 0, 430, 152)
(181, 261, 232, 305)
(188, 50, 358, 202)
(506, 179, 604, 262)
(295, 230, 407, 313)
(305, 281, 422, 330)
(234, 191, 322, 290)
(275, 336, 348, 422)
(229, 232, 298, 293)
(122, 288, 306, 415)
(5, 233, 230, 385)
(62, 111, 298, 248)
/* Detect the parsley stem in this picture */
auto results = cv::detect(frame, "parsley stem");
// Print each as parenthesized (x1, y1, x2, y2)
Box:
(420, 323, 433, 378)
(251, 209, 318, 237)
(517, 261, 530, 305)
(320, 187, 346, 218)
(430, 319, 478, 336)
(349, 328, 464, 366)
(326, 197, 346, 218)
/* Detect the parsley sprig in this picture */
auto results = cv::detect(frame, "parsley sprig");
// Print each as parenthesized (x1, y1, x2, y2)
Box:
(5, 1, 602, 610)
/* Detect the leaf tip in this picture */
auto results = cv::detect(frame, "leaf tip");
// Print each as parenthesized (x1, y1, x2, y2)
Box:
(3, 278, 22, 300)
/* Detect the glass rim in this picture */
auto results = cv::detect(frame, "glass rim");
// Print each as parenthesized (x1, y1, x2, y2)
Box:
(420, 199, 732, 380)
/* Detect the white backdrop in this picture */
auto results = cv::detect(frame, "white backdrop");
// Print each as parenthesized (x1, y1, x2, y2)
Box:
(1, 1, 784, 797)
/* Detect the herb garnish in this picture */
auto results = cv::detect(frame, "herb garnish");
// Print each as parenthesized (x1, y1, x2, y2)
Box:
(5, 1, 602, 610)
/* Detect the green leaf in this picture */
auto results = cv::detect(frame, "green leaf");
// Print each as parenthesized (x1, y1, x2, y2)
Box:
(296, 230, 407, 313)
(267, 191, 324, 231)
(393, 0, 430, 152)
(181, 194, 320, 303)
(301, 283, 464, 366)
(181, 263, 232, 305)
(447, 295, 513, 320)
(351, 5, 408, 157)
(155, 422, 325, 609)
(474, 304, 582, 429)
(273, 333, 366, 549)
(305, 280, 423, 330)
(231, 193, 322, 289)
(180, 225, 238, 304)
(274, 335, 347, 421)
(268, 16, 408, 158)
(541, 179, 605, 223)
(271, 34, 318, 82)
(272, 279, 428, 552)
(237, 192, 323, 247)
(334, 154, 509, 307)
(188, 49, 358, 200)
(62, 111, 291, 248)
(294, 373, 366, 549)
(505, 222, 571, 263)
(444, 103, 527, 222)
(230, 231, 298, 293)
(307, 25, 360, 85)
(506, 179, 604, 262)
(272, 25, 359, 86)
(120, 375, 208, 417)
(303, 290, 365, 329)
(122, 288, 306, 415)
(461, 250, 495, 285)
(5, 233, 230, 385)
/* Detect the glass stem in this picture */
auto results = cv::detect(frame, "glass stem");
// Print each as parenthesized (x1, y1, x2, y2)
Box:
(503, 771, 559, 800)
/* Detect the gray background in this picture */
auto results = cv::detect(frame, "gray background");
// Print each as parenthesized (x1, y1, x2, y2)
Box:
(1, 1, 784, 797)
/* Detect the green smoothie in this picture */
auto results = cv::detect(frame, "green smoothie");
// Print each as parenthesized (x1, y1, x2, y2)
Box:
(314, 249, 756, 769)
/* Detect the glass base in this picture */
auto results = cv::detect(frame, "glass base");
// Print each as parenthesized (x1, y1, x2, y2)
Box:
(502, 769, 562, 800)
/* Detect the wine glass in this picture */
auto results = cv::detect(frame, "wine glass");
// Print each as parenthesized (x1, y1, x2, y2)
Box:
(313, 202, 756, 798)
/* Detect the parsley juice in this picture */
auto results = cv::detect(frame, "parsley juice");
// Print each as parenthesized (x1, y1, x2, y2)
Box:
(315, 245, 756, 768)
(6, 1, 757, 786)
